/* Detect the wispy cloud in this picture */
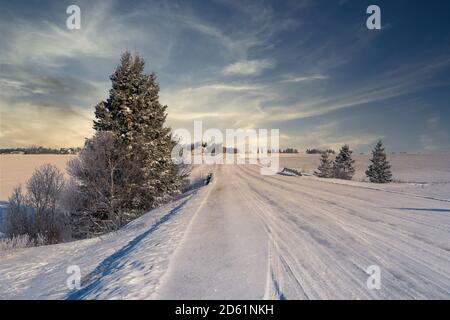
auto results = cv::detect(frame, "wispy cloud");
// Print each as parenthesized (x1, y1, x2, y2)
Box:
(0, 2, 141, 67)
(265, 57, 450, 122)
(222, 59, 276, 76)
(281, 74, 329, 83)
(181, 83, 264, 92)
(289, 122, 383, 152)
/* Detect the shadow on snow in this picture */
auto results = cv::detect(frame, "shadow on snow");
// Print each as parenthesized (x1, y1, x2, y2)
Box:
(66, 197, 191, 300)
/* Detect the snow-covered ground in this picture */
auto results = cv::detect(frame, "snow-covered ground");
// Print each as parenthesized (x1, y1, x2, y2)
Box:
(0, 162, 449, 300)
(0, 154, 76, 201)
(154, 164, 450, 299)
(278, 152, 450, 183)
(0, 186, 210, 299)
(279, 152, 450, 201)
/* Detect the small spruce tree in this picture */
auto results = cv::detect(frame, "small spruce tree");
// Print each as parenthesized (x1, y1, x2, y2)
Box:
(365, 140, 392, 183)
(333, 145, 355, 180)
(315, 152, 333, 178)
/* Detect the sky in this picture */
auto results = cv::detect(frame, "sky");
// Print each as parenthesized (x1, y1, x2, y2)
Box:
(0, 0, 449, 152)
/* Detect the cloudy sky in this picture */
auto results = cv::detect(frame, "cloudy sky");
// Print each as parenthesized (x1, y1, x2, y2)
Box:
(0, 0, 449, 151)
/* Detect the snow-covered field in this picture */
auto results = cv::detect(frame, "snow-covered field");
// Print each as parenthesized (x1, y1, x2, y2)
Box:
(280, 153, 450, 201)
(0, 155, 76, 233)
(280, 152, 450, 182)
(0, 155, 76, 201)
(0, 154, 449, 299)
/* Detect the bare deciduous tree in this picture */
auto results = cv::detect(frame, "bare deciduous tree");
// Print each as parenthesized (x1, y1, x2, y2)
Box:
(67, 132, 143, 237)
(6, 186, 33, 237)
(6, 164, 69, 244)
(27, 164, 66, 242)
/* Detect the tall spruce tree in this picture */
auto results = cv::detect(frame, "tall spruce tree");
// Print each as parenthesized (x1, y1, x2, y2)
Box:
(315, 152, 333, 178)
(93, 52, 184, 211)
(365, 140, 392, 183)
(333, 145, 355, 180)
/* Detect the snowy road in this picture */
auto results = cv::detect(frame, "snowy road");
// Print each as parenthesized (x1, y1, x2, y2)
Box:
(0, 164, 449, 299)
(155, 164, 450, 299)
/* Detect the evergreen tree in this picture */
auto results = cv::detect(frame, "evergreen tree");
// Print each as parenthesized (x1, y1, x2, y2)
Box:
(315, 152, 333, 178)
(365, 140, 392, 183)
(94, 52, 168, 143)
(333, 144, 355, 180)
(70, 52, 186, 233)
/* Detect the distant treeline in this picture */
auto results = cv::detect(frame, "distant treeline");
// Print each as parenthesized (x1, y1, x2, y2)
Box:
(259, 148, 299, 153)
(188, 143, 239, 154)
(306, 148, 336, 155)
(279, 148, 299, 154)
(0, 146, 81, 154)
(187, 143, 299, 154)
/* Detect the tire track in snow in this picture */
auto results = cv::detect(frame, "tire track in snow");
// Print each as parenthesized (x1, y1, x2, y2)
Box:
(150, 168, 217, 298)
(234, 164, 450, 299)
(154, 165, 269, 299)
(233, 166, 309, 300)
